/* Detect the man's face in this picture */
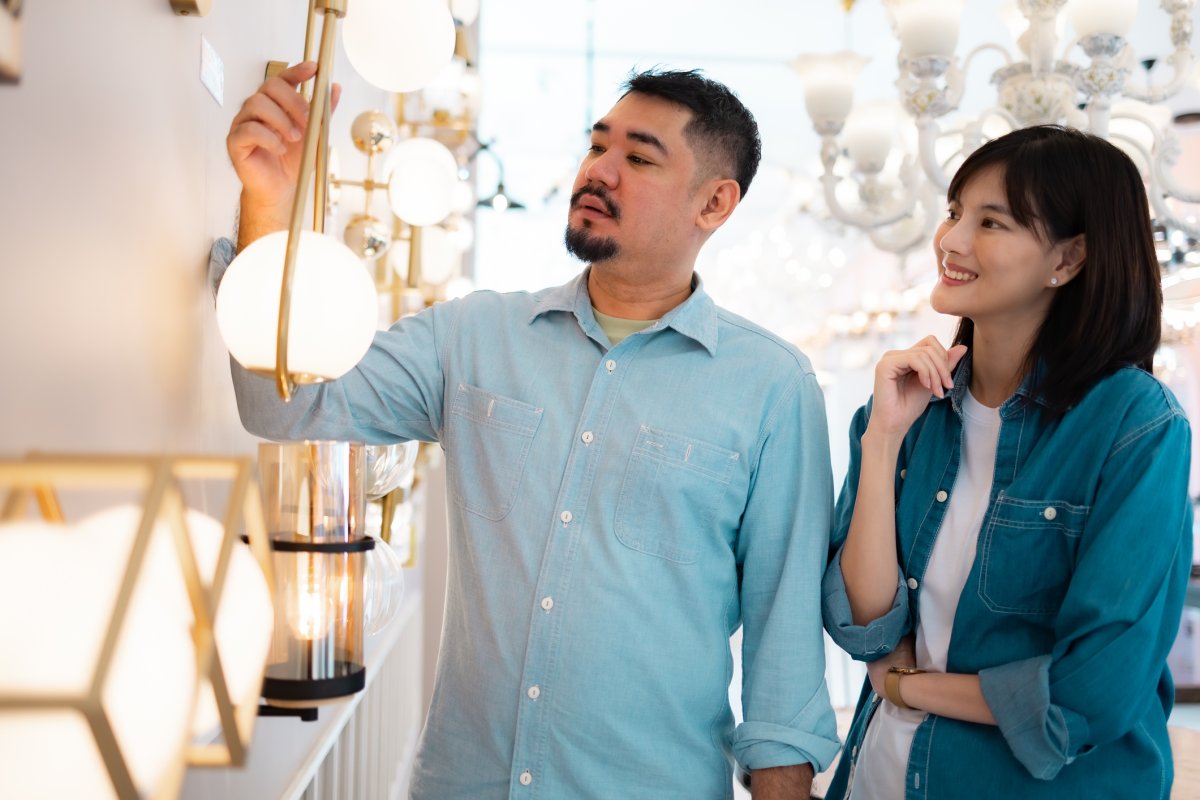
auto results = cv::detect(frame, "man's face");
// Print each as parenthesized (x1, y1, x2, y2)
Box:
(565, 92, 705, 269)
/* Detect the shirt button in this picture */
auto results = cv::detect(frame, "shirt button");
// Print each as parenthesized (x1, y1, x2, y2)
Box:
(899, 469, 907, 480)
(1043, 506, 1057, 520)
(606, 359, 617, 373)
(519, 770, 533, 786)
(540, 596, 554, 611)
(935, 490, 948, 502)
(560, 510, 573, 524)
(907, 577, 919, 590)
(527, 685, 541, 700)
(581, 431, 594, 444)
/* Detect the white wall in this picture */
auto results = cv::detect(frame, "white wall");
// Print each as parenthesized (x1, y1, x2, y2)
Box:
(0, 0, 391, 458)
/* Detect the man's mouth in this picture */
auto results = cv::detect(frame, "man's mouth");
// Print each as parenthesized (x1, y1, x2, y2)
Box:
(570, 187, 619, 219)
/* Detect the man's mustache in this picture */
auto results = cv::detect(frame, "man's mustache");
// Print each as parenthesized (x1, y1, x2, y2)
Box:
(570, 186, 620, 220)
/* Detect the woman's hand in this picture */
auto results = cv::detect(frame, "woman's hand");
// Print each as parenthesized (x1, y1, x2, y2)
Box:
(866, 337, 968, 439)
(866, 635, 917, 699)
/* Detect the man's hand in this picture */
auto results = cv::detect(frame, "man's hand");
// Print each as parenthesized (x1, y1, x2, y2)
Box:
(226, 61, 342, 250)
(750, 763, 814, 799)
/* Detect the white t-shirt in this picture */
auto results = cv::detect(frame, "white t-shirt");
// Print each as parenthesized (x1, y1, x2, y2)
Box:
(851, 391, 1001, 800)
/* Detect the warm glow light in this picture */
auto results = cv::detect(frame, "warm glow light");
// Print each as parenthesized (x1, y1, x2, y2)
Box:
(386, 137, 460, 226)
(844, 101, 897, 172)
(0, 512, 199, 799)
(216, 230, 378, 381)
(342, 0, 456, 93)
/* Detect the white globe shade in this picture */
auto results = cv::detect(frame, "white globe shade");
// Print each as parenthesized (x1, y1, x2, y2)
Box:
(386, 138, 459, 227)
(217, 230, 378, 381)
(419, 224, 460, 286)
(343, 0, 456, 94)
(0, 513, 198, 799)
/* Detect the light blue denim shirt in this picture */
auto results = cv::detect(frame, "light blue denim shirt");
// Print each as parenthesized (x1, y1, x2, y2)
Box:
(212, 242, 839, 799)
(821, 355, 1193, 799)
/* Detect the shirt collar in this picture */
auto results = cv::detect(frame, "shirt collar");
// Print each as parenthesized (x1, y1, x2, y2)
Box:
(940, 350, 1051, 417)
(529, 268, 719, 356)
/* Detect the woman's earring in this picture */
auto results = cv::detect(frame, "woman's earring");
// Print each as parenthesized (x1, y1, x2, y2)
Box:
(1050, 277, 1059, 286)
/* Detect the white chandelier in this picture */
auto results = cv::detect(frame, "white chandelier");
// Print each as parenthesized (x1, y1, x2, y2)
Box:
(793, 0, 1199, 254)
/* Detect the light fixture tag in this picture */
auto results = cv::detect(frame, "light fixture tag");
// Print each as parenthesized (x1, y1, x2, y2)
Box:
(200, 35, 224, 107)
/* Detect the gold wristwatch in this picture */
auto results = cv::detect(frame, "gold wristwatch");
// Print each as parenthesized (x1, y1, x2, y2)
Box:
(884, 666, 926, 710)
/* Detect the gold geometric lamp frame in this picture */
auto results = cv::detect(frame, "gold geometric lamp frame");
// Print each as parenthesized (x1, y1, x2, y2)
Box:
(0, 455, 274, 800)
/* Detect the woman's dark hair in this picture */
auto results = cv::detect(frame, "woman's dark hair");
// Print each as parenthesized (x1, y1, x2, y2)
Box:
(622, 68, 762, 200)
(947, 125, 1161, 413)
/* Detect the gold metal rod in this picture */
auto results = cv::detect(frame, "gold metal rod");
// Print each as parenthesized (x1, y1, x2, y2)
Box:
(330, 177, 388, 192)
(275, 7, 341, 401)
(301, 0, 317, 101)
(363, 150, 375, 214)
(407, 225, 424, 289)
(314, 84, 331, 234)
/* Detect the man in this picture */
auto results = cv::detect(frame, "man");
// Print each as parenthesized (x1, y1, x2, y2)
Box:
(219, 61, 839, 799)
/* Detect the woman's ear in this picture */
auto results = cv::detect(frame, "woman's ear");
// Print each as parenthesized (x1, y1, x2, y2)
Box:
(1053, 234, 1086, 286)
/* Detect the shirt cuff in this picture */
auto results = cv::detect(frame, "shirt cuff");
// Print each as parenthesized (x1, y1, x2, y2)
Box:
(208, 237, 236, 301)
(978, 654, 1091, 780)
(821, 548, 910, 660)
(731, 720, 841, 773)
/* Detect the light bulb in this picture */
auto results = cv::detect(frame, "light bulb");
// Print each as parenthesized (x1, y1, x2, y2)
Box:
(285, 553, 336, 641)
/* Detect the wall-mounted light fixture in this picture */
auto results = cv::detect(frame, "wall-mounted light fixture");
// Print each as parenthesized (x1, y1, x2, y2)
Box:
(215, 0, 455, 401)
(256, 441, 374, 711)
(0, 454, 273, 799)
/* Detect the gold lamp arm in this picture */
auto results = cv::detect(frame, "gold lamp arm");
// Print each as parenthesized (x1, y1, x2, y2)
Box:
(275, 0, 347, 401)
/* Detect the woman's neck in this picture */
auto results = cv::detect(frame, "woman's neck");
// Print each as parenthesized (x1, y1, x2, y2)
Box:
(967, 323, 1036, 408)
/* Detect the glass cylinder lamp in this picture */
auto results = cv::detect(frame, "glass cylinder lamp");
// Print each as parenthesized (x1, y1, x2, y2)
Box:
(257, 441, 373, 707)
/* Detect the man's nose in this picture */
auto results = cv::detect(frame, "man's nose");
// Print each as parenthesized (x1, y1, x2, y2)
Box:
(583, 150, 618, 188)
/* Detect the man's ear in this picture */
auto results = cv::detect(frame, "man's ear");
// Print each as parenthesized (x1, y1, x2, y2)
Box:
(696, 178, 741, 233)
(1053, 233, 1086, 286)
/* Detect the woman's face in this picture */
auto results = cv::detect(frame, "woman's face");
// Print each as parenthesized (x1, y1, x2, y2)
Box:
(930, 164, 1077, 336)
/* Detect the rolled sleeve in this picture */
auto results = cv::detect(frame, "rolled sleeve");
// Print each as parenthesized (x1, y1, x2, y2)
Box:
(822, 548, 910, 660)
(733, 372, 840, 773)
(980, 401, 1192, 780)
(979, 655, 1089, 780)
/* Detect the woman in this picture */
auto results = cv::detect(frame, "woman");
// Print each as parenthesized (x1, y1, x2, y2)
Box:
(822, 125, 1193, 799)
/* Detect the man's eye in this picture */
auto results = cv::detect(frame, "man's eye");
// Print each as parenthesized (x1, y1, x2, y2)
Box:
(628, 155, 648, 165)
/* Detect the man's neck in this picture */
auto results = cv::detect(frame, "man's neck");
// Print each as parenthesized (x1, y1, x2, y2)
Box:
(586, 265, 694, 320)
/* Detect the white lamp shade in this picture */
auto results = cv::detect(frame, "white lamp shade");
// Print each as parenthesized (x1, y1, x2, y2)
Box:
(0, 512, 198, 798)
(217, 230, 378, 380)
(791, 52, 870, 125)
(1068, 0, 1137, 38)
(885, 0, 963, 58)
(419, 224, 461, 286)
(188, 513, 273, 740)
(343, 0, 456, 93)
(386, 137, 460, 226)
(844, 102, 897, 172)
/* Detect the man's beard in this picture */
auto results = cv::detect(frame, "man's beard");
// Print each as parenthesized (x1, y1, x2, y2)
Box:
(565, 225, 620, 263)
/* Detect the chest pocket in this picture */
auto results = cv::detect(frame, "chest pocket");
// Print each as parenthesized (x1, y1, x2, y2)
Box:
(446, 383, 543, 521)
(615, 426, 739, 564)
(978, 493, 1089, 615)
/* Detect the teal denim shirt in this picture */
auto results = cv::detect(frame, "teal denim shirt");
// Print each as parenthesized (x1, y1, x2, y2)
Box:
(822, 356, 1193, 799)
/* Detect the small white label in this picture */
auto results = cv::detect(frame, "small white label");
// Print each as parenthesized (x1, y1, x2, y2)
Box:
(200, 35, 224, 106)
